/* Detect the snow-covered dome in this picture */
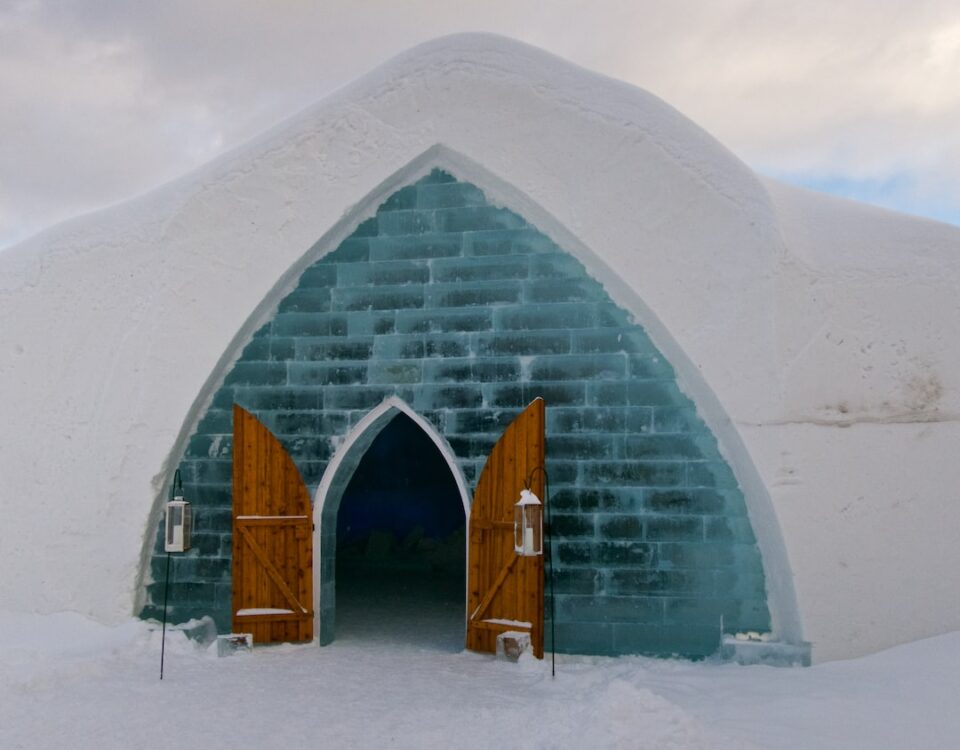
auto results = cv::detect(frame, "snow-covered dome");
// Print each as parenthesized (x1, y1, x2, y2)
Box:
(1, 33, 958, 663)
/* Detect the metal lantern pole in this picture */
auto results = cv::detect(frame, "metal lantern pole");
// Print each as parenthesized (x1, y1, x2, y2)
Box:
(160, 548, 171, 680)
(160, 468, 183, 680)
(525, 465, 555, 678)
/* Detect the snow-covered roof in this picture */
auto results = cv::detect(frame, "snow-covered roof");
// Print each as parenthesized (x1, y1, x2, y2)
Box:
(1, 33, 958, 663)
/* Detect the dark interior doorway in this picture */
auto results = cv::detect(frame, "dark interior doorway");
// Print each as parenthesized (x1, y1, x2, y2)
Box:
(334, 413, 466, 650)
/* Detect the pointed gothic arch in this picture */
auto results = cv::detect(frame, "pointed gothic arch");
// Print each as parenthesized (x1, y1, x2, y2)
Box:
(312, 396, 470, 645)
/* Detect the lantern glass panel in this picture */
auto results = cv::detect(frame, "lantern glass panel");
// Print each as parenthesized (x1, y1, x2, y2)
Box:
(514, 491, 543, 556)
(165, 499, 193, 552)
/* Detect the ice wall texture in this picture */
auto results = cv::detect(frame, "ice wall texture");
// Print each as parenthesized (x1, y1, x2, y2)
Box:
(142, 170, 770, 657)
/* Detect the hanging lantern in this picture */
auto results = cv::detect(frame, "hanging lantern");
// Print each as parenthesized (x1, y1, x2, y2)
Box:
(164, 471, 193, 553)
(514, 489, 543, 556)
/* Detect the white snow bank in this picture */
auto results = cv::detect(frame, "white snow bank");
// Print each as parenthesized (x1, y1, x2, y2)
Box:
(0, 610, 181, 694)
(1, 611, 958, 750)
(0, 610, 147, 661)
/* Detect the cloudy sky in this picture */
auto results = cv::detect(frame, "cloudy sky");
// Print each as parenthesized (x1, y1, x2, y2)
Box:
(2, 0, 959, 249)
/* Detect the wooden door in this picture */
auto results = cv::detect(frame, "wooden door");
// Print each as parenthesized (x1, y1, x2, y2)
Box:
(466, 398, 545, 658)
(232, 404, 313, 643)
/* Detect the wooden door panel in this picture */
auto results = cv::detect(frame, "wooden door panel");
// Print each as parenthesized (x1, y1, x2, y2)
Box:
(232, 405, 313, 643)
(467, 398, 545, 657)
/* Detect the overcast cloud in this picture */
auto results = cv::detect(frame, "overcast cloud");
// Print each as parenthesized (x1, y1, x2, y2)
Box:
(2, 0, 959, 249)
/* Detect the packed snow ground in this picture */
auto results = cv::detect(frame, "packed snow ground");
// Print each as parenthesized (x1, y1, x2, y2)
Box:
(2, 592, 959, 750)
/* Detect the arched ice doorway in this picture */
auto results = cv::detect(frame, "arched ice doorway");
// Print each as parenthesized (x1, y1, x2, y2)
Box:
(313, 398, 471, 648)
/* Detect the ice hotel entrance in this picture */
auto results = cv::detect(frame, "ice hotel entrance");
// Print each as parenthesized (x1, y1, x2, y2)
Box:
(230, 397, 546, 655)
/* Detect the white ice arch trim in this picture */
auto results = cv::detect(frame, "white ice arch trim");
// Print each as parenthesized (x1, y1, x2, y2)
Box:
(311, 395, 471, 640)
(136, 139, 801, 651)
(312, 395, 471, 520)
